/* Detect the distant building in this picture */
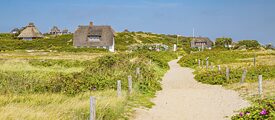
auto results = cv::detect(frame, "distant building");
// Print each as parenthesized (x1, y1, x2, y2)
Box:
(17, 23, 44, 40)
(10, 28, 21, 34)
(73, 21, 115, 52)
(49, 26, 61, 35)
(123, 29, 130, 33)
(190, 37, 213, 49)
(62, 29, 69, 34)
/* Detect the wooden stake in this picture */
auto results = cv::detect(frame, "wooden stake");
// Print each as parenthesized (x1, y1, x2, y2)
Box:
(218, 65, 221, 71)
(241, 69, 247, 84)
(90, 96, 96, 120)
(258, 75, 263, 96)
(117, 80, 122, 97)
(128, 76, 132, 94)
(226, 67, 230, 81)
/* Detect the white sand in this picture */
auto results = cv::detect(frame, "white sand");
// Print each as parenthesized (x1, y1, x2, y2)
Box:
(133, 58, 250, 120)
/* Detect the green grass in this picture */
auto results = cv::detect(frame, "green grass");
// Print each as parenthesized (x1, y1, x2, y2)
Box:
(0, 32, 180, 119)
(0, 50, 177, 119)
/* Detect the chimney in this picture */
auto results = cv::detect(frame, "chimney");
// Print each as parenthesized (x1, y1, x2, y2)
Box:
(28, 22, 35, 27)
(89, 21, 93, 27)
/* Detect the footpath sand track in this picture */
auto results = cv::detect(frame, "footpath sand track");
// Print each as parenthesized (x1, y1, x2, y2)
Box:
(133, 58, 250, 120)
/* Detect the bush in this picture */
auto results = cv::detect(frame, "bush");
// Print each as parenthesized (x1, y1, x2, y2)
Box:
(0, 51, 177, 95)
(232, 98, 275, 120)
(235, 40, 261, 49)
(194, 65, 275, 85)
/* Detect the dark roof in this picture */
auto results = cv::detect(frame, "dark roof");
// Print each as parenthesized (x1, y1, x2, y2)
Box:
(190, 37, 213, 48)
(73, 23, 115, 47)
(50, 26, 61, 33)
(10, 28, 20, 33)
(62, 29, 69, 33)
(191, 37, 212, 42)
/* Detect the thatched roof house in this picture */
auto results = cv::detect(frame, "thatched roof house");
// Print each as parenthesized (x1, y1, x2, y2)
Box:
(73, 21, 115, 52)
(190, 37, 213, 49)
(50, 26, 61, 35)
(10, 28, 20, 34)
(18, 23, 43, 40)
(123, 29, 130, 33)
(62, 29, 69, 34)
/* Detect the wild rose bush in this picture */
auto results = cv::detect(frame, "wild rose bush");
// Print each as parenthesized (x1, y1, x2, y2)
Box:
(232, 98, 275, 120)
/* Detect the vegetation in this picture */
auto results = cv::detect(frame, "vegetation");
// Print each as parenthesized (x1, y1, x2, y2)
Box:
(115, 32, 185, 51)
(0, 31, 178, 119)
(235, 40, 261, 49)
(0, 34, 107, 52)
(231, 98, 275, 119)
(215, 37, 232, 47)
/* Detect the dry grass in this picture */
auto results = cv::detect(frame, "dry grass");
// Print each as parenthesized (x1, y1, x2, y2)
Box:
(0, 59, 83, 73)
(225, 79, 275, 99)
(0, 51, 104, 61)
(0, 90, 129, 120)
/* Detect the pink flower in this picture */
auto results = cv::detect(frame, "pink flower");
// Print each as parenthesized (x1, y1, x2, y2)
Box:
(239, 112, 244, 117)
(260, 109, 267, 115)
(246, 112, 250, 115)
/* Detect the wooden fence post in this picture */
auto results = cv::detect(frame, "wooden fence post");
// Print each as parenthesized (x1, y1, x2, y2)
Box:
(241, 69, 247, 84)
(226, 67, 230, 80)
(90, 96, 96, 120)
(136, 67, 140, 77)
(128, 75, 132, 94)
(117, 80, 122, 97)
(258, 75, 263, 96)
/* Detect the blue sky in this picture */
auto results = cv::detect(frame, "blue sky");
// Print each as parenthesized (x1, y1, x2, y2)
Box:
(1, 0, 275, 45)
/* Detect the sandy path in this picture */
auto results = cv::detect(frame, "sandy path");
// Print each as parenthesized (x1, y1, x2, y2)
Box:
(133, 58, 250, 120)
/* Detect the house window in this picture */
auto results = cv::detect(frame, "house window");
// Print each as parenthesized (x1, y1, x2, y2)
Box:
(88, 35, 101, 42)
(195, 42, 206, 46)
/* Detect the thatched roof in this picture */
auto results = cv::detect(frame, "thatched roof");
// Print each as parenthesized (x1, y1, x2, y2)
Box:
(62, 29, 68, 33)
(18, 23, 43, 38)
(74, 22, 115, 47)
(123, 29, 130, 33)
(50, 26, 60, 33)
(190, 37, 213, 48)
(191, 37, 212, 43)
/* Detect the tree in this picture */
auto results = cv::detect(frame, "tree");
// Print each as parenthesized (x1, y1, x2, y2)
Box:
(236, 40, 260, 49)
(215, 37, 232, 47)
(265, 43, 274, 49)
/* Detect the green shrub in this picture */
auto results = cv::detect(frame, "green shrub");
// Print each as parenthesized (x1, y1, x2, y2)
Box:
(232, 98, 275, 120)
(194, 65, 275, 85)
(0, 52, 177, 95)
(235, 40, 261, 49)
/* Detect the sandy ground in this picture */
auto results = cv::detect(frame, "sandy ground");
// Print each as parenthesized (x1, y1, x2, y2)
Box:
(133, 58, 250, 120)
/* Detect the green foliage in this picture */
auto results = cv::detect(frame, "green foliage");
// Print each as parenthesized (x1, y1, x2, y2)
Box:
(0, 34, 107, 52)
(0, 52, 177, 95)
(194, 65, 275, 85)
(29, 59, 94, 67)
(236, 40, 261, 49)
(0, 33, 15, 39)
(178, 50, 253, 68)
(232, 98, 275, 120)
(215, 37, 232, 47)
(115, 32, 179, 51)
